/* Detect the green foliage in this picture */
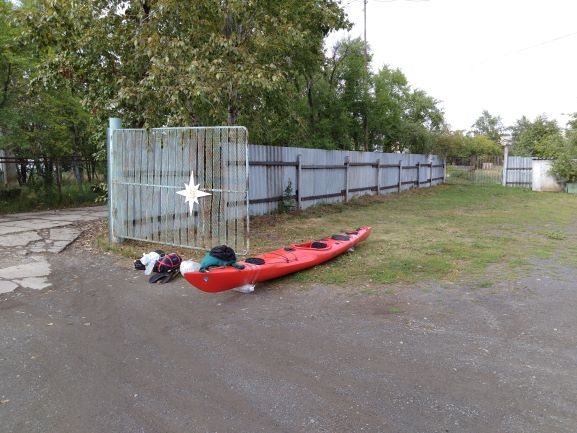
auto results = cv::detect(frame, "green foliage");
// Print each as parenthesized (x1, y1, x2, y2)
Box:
(466, 135, 502, 157)
(90, 182, 108, 204)
(0, 186, 21, 200)
(0, 0, 100, 195)
(511, 115, 564, 158)
(434, 130, 501, 159)
(551, 152, 577, 183)
(15, 1, 445, 153)
(471, 110, 505, 144)
(0, 179, 99, 214)
(278, 180, 296, 213)
(21, 0, 348, 129)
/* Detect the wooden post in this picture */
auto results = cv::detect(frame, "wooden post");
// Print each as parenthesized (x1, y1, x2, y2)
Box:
(443, 159, 447, 183)
(344, 155, 350, 202)
(398, 159, 403, 193)
(429, 162, 433, 186)
(296, 154, 302, 210)
(417, 162, 421, 188)
(375, 158, 381, 196)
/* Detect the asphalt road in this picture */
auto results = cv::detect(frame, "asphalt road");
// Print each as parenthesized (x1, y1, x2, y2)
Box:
(1, 247, 576, 433)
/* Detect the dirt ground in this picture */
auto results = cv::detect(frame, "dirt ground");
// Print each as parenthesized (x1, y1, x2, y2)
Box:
(1, 240, 577, 433)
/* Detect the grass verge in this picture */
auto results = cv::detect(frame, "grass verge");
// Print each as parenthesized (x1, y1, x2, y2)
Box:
(92, 184, 577, 287)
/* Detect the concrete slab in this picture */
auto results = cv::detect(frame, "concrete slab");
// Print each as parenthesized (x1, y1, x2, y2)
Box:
(0, 225, 32, 236)
(0, 280, 18, 294)
(0, 257, 50, 279)
(12, 276, 51, 290)
(48, 240, 74, 253)
(0, 231, 42, 247)
(0, 219, 71, 230)
(0, 206, 106, 294)
(49, 227, 82, 242)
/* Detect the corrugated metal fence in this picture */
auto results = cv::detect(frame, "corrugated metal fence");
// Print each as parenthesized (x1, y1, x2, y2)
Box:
(504, 156, 533, 188)
(248, 145, 445, 215)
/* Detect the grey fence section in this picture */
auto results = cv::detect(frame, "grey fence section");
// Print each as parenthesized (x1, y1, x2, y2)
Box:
(110, 127, 249, 253)
(248, 145, 445, 215)
(505, 156, 533, 188)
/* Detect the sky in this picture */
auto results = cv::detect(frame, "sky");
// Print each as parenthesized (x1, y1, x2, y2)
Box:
(326, 0, 577, 131)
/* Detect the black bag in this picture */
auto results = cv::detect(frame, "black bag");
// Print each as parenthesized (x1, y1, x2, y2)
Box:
(209, 245, 237, 262)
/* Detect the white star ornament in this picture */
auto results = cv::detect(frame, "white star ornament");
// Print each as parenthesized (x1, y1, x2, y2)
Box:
(176, 171, 211, 214)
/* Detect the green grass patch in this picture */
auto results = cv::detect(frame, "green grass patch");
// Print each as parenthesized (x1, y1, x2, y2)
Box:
(247, 184, 577, 286)
(94, 184, 577, 289)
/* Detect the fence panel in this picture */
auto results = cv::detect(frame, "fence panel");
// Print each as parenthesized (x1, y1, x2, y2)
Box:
(506, 156, 533, 188)
(247, 145, 445, 215)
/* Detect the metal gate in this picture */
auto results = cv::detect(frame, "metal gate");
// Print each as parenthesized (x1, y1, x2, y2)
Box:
(446, 156, 504, 185)
(109, 126, 249, 254)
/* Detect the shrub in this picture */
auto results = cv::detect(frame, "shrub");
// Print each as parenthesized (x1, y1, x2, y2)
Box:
(0, 187, 22, 201)
(550, 153, 577, 183)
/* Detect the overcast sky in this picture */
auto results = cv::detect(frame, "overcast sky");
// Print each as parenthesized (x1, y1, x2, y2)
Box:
(327, 0, 577, 131)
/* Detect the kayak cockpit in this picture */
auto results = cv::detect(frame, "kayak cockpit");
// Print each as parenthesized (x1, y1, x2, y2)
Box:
(293, 241, 331, 250)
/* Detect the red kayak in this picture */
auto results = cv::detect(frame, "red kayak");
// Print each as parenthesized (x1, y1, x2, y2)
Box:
(183, 226, 372, 293)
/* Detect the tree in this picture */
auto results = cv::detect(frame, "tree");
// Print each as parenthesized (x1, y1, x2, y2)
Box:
(471, 110, 505, 144)
(464, 135, 501, 157)
(510, 115, 563, 158)
(370, 65, 407, 151)
(433, 130, 467, 159)
(21, 0, 348, 130)
(0, 0, 98, 191)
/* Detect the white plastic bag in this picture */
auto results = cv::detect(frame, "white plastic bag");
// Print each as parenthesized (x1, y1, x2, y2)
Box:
(232, 284, 255, 294)
(180, 260, 201, 274)
(140, 251, 161, 275)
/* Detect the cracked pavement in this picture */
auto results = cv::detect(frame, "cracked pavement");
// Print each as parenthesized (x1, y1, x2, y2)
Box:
(0, 206, 107, 293)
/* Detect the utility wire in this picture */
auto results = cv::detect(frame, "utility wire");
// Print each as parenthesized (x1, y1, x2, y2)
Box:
(515, 30, 577, 54)
(475, 29, 577, 66)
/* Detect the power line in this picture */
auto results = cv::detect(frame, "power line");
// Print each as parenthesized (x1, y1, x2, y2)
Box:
(515, 30, 577, 54)
(475, 29, 577, 66)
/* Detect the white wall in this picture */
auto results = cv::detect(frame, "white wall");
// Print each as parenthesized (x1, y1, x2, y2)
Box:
(532, 159, 564, 192)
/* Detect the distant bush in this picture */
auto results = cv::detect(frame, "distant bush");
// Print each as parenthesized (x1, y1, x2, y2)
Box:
(0, 187, 22, 201)
(550, 153, 577, 184)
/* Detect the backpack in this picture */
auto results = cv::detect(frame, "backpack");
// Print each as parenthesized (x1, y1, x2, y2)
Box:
(156, 253, 182, 274)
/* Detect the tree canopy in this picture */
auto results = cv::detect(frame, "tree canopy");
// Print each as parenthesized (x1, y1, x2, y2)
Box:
(4, 0, 449, 154)
(9, 0, 575, 163)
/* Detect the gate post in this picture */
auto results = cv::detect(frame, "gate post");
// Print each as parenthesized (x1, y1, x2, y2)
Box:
(108, 117, 122, 243)
(375, 158, 381, 196)
(344, 156, 350, 202)
(296, 154, 302, 210)
(398, 159, 403, 193)
(502, 144, 509, 186)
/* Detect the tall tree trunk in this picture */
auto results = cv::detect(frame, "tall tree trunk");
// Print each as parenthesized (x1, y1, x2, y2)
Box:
(18, 159, 27, 185)
(307, 78, 315, 130)
(55, 158, 62, 199)
(71, 157, 84, 192)
(86, 158, 93, 182)
(42, 157, 54, 190)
